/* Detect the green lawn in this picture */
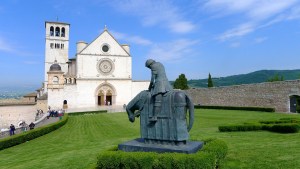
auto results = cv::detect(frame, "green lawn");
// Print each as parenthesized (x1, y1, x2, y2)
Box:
(0, 109, 299, 169)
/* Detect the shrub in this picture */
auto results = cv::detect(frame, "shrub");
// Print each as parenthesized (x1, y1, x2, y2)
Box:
(219, 124, 262, 132)
(269, 123, 300, 133)
(68, 110, 107, 116)
(96, 139, 227, 169)
(0, 114, 68, 151)
(219, 119, 300, 133)
(194, 105, 275, 112)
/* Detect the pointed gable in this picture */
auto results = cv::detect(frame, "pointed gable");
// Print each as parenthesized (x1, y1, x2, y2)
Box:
(79, 30, 129, 56)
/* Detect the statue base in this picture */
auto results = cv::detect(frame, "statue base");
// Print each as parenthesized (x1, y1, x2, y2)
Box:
(118, 138, 203, 154)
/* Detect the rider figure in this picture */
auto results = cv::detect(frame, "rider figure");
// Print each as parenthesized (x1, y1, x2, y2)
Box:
(145, 59, 172, 122)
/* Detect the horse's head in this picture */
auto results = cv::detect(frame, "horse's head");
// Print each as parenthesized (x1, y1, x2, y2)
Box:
(126, 90, 150, 123)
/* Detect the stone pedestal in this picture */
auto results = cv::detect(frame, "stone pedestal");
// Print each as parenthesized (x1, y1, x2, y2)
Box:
(118, 138, 203, 154)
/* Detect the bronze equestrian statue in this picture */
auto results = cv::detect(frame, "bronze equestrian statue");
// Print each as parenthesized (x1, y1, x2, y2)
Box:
(126, 59, 194, 145)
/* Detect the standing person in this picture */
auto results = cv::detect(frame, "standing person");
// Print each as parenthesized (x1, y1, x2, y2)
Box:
(145, 59, 172, 122)
(29, 122, 35, 130)
(9, 124, 15, 136)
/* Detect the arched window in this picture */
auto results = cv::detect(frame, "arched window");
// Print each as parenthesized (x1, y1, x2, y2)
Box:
(61, 43, 64, 49)
(61, 27, 65, 37)
(53, 76, 59, 84)
(50, 26, 54, 36)
(63, 100, 67, 104)
(55, 27, 60, 37)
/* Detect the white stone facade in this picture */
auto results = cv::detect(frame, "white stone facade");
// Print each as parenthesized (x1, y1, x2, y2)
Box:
(44, 21, 149, 109)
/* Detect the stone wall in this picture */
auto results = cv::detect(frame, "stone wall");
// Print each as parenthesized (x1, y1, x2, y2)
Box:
(0, 98, 36, 106)
(186, 80, 300, 112)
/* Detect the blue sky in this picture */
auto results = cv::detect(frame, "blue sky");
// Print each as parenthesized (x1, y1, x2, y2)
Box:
(0, 0, 300, 87)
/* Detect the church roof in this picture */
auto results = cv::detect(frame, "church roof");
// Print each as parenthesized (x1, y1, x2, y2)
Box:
(77, 27, 130, 56)
(23, 92, 37, 97)
(49, 60, 62, 71)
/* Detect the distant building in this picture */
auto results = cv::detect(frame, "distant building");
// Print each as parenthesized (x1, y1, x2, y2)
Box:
(39, 21, 149, 109)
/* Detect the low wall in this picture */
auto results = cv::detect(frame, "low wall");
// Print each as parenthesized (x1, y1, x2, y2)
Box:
(186, 80, 300, 112)
(0, 98, 36, 106)
(0, 114, 48, 139)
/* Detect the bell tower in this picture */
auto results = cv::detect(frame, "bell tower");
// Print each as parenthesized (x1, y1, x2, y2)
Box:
(44, 21, 70, 89)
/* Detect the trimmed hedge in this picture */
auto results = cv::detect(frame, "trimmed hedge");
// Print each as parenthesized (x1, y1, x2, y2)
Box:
(0, 114, 68, 151)
(219, 118, 300, 133)
(269, 123, 300, 133)
(195, 105, 275, 112)
(96, 139, 228, 169)
(219, 124, 262, 132)
(68, 110, 107, 116)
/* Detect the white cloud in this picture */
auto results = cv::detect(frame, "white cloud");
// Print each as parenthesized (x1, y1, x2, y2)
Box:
(0, 37, 13, 52)
(230, 42, 240, 48)
(204, 0, 300, 40)
(254, 37, 268, 44)
(146, 39, 199, 62)
(112, 0, 195, 34)
(110, 31, 152, 46)
(218, 23, 255, 41)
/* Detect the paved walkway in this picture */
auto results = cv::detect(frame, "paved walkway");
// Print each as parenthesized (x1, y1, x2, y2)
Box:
(35, 116, 60, 128)
(1, 105, 125, 139)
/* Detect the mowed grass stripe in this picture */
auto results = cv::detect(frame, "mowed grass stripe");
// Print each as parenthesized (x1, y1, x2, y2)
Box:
(0, 109, 299, 169)
(0, 112, 140, 169)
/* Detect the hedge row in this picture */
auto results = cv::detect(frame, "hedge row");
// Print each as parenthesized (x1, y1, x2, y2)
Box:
(219, 118, 300, 133)
(0, 114, 68, 151)
(194, 105, 275, 112)
(96, 139, 228, 169)
(68, 110, 107, 116)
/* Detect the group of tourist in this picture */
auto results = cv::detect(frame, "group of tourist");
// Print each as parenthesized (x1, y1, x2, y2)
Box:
(9, 122, 35, 136)
(5, 107, 64, 137)
(35, 109, 45, 121)
(47, 109, 64, 118)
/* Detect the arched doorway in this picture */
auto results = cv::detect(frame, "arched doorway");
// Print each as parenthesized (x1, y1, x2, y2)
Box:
(95, 83, 116, 106)
(289, 95, 300, 113)
(98, 90, 104, 105)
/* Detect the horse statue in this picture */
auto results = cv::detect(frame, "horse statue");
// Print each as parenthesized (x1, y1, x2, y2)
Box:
(126, 90, 194, 144)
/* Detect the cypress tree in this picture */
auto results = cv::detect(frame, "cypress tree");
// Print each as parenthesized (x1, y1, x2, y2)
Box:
(208, 73, 214, 88)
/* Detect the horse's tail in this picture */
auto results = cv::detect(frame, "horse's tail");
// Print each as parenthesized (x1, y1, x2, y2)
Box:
(186, 93, 194, 132)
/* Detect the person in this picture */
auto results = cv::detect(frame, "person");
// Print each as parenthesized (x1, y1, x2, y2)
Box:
(20, 122, 28, 132)
(29, 122, 35, 130)
(9, 124, 16, 136)
(145, 59, 172, 122)
(47, 110, 50, 119)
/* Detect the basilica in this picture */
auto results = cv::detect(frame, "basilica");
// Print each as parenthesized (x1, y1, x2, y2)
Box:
(38, 21, 149, 109)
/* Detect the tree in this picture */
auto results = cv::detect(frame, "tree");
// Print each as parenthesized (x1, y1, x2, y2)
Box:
(267, 74, 284, 82)
(173, 74, 189, 90)
(208, 73, 214, 88)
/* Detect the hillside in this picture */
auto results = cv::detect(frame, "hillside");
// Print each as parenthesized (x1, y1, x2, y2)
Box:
(188, 69, 300, 88)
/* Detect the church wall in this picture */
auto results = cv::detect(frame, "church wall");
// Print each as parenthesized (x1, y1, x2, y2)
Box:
(80, 31, 129, 56)
(47, 89, 64, 109)
(131, 81, 150, 99)
(76, 55, 131, 79)
(47, 85, 77, 110)
(74, 79, 133, 107)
